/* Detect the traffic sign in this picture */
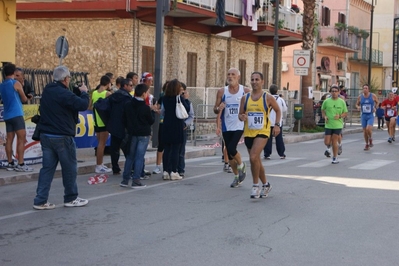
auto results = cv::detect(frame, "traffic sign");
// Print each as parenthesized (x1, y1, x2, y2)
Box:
(293, 50, 310, 68)
(294, 68, 308, 76)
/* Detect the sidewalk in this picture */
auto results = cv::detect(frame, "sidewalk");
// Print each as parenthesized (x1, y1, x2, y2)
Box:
(0, 125, 363, 186)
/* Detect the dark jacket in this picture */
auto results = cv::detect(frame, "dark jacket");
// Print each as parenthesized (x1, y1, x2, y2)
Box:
(161, 95, 190, 144)
(123, 97, 154, 136)
(107, 88, 132, 138)
(39, 81, 89, 136)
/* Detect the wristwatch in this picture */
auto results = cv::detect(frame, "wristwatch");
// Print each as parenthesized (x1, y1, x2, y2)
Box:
(275, 123, 281, 127)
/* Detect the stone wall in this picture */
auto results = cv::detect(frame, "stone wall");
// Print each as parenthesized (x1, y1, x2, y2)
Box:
(15, 18, 275, 89)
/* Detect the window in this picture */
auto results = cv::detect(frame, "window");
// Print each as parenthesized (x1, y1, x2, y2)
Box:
(142, 46, 155, 74)
(238, 59, 246, 85)
(187, 52, 197, 87)
(321, 6, 331, 26)
(262, 62, 270, 90)
(338, 12, 346, 24)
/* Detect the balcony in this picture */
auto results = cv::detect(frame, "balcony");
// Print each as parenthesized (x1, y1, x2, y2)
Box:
(136, 0, 302, 46)
(349, 47, 383, 66)
(318, 27, 362, 52)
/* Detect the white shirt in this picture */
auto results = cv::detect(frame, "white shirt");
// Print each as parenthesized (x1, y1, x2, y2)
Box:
(269, 95, 287, 125)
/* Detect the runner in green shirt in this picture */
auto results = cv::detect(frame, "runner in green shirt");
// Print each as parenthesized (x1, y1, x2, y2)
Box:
(321, 85, 348, 164)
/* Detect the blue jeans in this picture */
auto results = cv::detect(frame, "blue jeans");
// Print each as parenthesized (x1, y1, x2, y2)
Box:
(34, 134, 78, 205)
(263, 126, 286, 157)
(177, 129, 187, 174)
(123, 135, 150, 181)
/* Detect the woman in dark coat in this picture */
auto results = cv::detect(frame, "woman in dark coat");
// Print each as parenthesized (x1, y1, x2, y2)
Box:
(161, 79, 190, 181)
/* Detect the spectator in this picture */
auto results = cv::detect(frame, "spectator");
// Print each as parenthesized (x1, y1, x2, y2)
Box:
(152, 81, 169, 175)
(177, 82, 195, 178)
(161, 79, 189, 181)
(33, 65, 89, 210)
(0, 63, 32, 172)
(14, 67, 34, 104)
(120, 83, 155, 188)
(108, 78, 134, 174)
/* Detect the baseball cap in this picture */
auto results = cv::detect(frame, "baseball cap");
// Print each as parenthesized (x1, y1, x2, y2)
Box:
(140, 72, 153, 83)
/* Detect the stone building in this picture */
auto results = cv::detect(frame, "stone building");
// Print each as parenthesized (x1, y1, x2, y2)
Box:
(15, 0, 303, 90)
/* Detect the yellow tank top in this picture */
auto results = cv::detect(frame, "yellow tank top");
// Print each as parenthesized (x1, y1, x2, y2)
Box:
(243, 92, 271, 138)
(92, 90, 108, 127)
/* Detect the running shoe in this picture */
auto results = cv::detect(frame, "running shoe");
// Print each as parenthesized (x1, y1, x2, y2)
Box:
(238, 162, 246, 183)
(223, 163, 229, 172)
(170, 172, 183, 180)
(163, 171, 170, 180)
(33, 202, 56, 210)
(120, 179, 129, 187)
(364, 144, 370, 151)
(324, 149, 331, 157)
(230, 177, 239, 188)
(152, 166, 161, 174)
(95, 165, 112, 174)
(15, 164, 34, 172)
(131, 179, 147, 188)
(6, 163, 16, 171)
(393, 136, 396, 141)
(332, 157, 339, 164)
(388, 137, 392, 144)
(338, 144, 342, 155)
(260, 183, 272, 198)
(64, 197, 89, 207)
(369, 138, 373, 147)
(250, 186, 260, 199)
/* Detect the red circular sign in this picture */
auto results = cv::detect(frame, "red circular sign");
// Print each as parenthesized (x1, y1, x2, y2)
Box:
(297, 57, 306, 66)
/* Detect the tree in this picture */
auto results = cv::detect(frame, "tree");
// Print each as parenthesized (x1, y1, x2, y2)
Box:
(298, 0, 317, 129)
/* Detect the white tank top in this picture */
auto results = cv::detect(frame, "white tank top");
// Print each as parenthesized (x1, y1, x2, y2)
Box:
(221, 85, 245, 132)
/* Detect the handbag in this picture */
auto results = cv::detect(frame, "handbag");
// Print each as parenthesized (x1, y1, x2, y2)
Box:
(31, 106, 41, 141)
(175, 95, 188, 119)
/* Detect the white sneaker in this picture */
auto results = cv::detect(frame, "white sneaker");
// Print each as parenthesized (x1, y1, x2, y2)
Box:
(64, 197, 89, 207)
(15, 163, 34, 172)
(163, 171, 170, 180)
(152, 167, 161, 174)
(250, 186, 260, 199)
(260, 183, 272, 198)
(170, 172, 183, 180)
(95, 165, 112, 173)
(33, 202, 55, 210)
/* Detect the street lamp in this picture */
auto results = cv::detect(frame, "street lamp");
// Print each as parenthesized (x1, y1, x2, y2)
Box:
(367, 0, 376, 86)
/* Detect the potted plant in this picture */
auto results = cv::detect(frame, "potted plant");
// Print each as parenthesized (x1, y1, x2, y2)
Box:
(335, 22, 347, 31)
(326, 36, 336, 43)
(347, 25, 359, 35)
(359, 29, 369, 39)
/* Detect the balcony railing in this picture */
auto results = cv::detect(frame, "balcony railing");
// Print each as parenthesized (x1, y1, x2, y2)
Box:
(173, 0, 303, 32)
(319, 27, 362, 51)
(349, 47, 383, 65)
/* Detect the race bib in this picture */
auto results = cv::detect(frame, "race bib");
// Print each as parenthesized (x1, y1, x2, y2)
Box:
(387, 109, 395, 116)
(226, 104, 239, 117)
(362, 104, 372, 113)
(248, 112, 264, 130)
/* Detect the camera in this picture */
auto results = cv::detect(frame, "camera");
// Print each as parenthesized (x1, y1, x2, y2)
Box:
(72, 82, 82, 96)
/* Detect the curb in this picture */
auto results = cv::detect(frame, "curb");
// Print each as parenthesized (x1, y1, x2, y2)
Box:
(0, 147, 216, 186)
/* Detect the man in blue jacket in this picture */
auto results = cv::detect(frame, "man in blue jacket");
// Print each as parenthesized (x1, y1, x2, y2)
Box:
(33, 65, 90, 210)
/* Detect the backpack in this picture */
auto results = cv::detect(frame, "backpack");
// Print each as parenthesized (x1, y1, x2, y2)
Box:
(93, 97, 111, 125)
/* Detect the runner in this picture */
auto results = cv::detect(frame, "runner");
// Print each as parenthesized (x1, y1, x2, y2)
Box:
(239, 72, 281, 199)
(355, 84, 379, 151)
(321, 85, 348, 164)
(381, 92, 399, 143)
(213, 68, 250, 188)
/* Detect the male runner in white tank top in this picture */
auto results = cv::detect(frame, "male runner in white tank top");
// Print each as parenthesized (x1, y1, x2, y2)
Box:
(213, 68, 251, 188)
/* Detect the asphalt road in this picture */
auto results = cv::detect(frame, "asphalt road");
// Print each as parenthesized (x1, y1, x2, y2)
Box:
(1, 130, 398, 266)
